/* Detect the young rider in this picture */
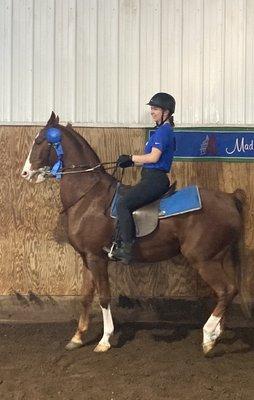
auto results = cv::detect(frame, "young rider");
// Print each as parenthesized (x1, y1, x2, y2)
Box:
(112, 92, 176, 264)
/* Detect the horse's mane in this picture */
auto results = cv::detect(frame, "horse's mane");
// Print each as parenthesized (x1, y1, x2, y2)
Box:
(62, 122, 101, 164)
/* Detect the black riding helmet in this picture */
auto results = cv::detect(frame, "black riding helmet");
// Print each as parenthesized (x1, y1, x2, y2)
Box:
(147, 92, 176, 115)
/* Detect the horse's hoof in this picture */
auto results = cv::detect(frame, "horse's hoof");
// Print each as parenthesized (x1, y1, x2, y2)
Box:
(202, 341, 216, 355)
(65, 340, 83, 351)
(94, 343, 111, 353)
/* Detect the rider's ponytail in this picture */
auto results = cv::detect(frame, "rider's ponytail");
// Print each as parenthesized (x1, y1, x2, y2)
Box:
(169, 115, 174, 127)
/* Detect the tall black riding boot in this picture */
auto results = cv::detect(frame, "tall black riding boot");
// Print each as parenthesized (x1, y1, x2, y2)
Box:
(112, 242, 134, 265)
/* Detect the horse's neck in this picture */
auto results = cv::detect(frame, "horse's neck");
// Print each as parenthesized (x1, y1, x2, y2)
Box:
(60, 127, 117, 210)
(62, 127, 100, 167)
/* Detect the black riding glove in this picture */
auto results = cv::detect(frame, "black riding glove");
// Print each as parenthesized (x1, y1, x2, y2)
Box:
(116, 154, 134, 168)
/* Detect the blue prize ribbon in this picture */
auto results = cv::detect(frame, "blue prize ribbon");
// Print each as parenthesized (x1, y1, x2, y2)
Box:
(50, 143, 64, 179)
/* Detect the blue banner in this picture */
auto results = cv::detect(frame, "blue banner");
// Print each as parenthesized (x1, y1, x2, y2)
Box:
(148, 130, 254, 162)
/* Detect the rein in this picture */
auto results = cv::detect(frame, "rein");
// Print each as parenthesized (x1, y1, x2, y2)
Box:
(36, 162, 117, 179)
(61, 162, 117, 174)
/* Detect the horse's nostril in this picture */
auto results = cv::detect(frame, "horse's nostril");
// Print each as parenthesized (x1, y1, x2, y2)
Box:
(22, 171, 28, 177)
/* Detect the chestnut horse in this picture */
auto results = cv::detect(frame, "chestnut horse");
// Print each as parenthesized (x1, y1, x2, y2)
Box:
(21, 112, 247, 355)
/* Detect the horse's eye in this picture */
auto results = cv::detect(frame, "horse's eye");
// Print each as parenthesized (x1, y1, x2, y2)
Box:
(35, 137, 45, 145)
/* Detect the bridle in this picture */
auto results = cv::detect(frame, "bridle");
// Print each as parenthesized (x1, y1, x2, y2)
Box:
(32, 127, 124, 214)
(33, 128, 124, 182)
(33, 128, 119, 180)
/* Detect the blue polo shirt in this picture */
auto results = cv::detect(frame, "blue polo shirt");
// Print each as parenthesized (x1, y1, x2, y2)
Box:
(143, 123, 175, 172)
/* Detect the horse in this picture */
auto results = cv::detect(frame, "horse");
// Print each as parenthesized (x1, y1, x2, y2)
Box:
(21, 112, 248, 355)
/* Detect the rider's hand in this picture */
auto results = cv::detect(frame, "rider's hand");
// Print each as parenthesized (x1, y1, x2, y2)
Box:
(116, 154, 134, 168)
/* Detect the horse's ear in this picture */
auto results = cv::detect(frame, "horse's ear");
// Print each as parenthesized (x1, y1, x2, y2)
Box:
(55, 115, 60, 125)
(46, 111, 56, 126)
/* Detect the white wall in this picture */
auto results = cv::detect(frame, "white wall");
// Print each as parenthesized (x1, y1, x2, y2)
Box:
(0, 0, 253, 126)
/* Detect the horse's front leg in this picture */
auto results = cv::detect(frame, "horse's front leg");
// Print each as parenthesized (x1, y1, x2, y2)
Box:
(66, 253, 113, 352)
(66, 260, 96, 350)
(86, 254, 114, 353)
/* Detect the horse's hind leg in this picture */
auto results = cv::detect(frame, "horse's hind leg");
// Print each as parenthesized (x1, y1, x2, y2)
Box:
(194, 258, 238, 355)
(66, 263, 96, 351)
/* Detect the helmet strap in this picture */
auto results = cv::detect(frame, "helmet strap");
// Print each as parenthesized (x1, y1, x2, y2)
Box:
(156, 110, 169, 127)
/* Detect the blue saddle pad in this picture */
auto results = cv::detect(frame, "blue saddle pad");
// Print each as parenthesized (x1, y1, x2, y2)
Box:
(110, 185, 202, 219)
(159, 185, 202, 218)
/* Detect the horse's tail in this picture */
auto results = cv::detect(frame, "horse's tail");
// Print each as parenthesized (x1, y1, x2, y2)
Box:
(232, 188, 247, 216)
(231, 189, 252, 318)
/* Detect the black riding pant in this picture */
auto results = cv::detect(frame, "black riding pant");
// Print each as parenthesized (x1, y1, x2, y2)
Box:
(116, 169, 170, 243)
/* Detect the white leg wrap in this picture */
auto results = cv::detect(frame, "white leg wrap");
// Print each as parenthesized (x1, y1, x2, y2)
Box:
(99, 305, 114, 346)
(203, 314, 222, 345)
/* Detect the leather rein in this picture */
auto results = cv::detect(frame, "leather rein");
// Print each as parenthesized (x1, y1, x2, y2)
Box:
(36, 161, 118, 179)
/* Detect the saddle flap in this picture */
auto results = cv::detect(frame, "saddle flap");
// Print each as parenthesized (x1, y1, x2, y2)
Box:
(110, 183, 160, 237)
(133, 200, 159, 237)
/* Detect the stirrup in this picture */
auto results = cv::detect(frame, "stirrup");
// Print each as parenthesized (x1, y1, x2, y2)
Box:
(110, 242, 133, 265)
(103, 242, 118, 260)
(103, 220, 122, 261)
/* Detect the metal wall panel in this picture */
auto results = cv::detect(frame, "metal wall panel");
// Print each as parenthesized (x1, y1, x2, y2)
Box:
(0, 0, 253, 126)
(97, 0, 119, 123)
(76, 0, 97, 123)
(54, 0, 76, 122)
(33, 0, 54, 122)
(139, 0, 161, 125)
(12, 0, 33, 122)
(245, 0, 254, 124)
(161, 0, 182, 122)
(118, 0, 140, 124)
(182, 0, 204, 125)
(224, 0, 246, 125)
(0, 0, 12, 122)
(203, 0, 224, 124)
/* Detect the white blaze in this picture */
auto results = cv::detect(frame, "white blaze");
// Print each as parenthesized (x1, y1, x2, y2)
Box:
(21, 132, 44, 182)
(21, 148, 33, 180)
